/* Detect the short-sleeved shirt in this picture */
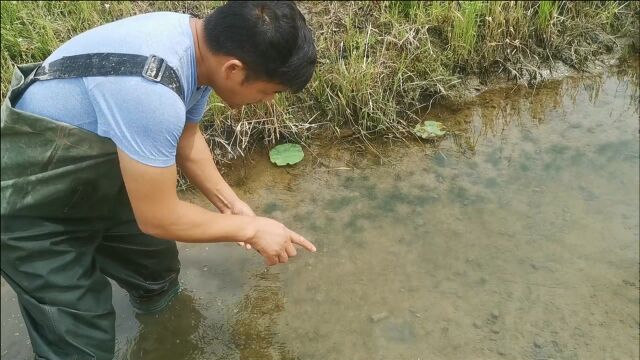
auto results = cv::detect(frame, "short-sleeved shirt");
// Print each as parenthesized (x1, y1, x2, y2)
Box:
(15, 12, 212, 167)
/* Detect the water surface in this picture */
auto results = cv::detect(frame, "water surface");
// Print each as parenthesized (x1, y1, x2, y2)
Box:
(2, 70, 638, 360)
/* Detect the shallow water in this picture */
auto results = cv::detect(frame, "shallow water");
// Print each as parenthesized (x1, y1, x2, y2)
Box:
(2, 70, 639, 360)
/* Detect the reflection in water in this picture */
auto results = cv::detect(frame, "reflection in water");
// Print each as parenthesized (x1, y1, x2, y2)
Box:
(123, 291, 209, 360)
(615, 57, 640, 112)
(229, 271, 297, 360)
(444, 75, 611, 156)
(117, 269, 296, 359)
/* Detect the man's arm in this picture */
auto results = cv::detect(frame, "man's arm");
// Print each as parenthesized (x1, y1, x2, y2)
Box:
(176, 122, 243, 214)
(117, 148, 316, 265)
(118, 148, 252, 243)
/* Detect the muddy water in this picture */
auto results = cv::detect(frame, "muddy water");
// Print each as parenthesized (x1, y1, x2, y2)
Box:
(2, 70, 639, 360)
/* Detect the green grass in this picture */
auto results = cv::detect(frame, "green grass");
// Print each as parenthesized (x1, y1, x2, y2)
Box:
(451, 1, 483, 58)
(1, 1, 638, 161)
(537, 1, 558, 42)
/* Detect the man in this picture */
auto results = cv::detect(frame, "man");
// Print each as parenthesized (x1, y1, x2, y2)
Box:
(0, 1, 317, 359)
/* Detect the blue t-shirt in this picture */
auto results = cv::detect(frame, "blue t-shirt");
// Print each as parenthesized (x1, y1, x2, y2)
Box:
(16, 12, 212, 167)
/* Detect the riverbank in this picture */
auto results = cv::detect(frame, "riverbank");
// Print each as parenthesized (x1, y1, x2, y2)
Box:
(213, 60, 638, 180)
(2, 1, 638, 164)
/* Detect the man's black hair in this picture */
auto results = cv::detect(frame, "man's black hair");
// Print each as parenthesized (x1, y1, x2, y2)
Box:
(203, 1, 317, 93)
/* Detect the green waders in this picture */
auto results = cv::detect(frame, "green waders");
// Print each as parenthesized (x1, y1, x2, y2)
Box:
(1, 63, 182, 360)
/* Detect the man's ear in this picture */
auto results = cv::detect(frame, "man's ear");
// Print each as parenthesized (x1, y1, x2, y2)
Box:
(221, 59, 245, 81)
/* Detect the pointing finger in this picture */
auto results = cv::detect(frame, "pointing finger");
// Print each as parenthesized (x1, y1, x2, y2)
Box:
(289, 230, 316, 252)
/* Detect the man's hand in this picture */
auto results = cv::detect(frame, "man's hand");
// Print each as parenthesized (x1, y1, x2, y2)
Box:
(174, 122, 315, 263)
(222, 199, 256, 250)
(248, 217, 316, 266)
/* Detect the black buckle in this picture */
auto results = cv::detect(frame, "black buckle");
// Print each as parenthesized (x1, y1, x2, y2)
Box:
(142, 55, 167, 82)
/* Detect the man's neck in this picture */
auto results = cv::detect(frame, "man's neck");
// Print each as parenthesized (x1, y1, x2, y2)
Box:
(191, 17, 210, 88)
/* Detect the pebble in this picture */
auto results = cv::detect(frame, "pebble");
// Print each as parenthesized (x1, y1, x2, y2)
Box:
(533, 338, 543, 348)
(491, 310, 500, 320)
(473, 320, 482, 329)
(370, 312, 389, 323)
(408, 308, 421, 318)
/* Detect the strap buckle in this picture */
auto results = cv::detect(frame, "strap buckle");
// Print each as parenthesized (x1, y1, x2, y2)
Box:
(142, 54, 167, 82)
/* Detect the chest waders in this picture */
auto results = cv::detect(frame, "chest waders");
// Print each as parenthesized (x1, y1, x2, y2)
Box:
(1, 54, 187, 360)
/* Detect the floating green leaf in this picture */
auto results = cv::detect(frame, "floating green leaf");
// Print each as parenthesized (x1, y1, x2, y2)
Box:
(269, 143, 304, 166)
(414, 120, 446, 139)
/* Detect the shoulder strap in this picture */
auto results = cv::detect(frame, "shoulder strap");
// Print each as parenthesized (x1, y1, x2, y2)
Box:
(31, 53, 185, 103)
